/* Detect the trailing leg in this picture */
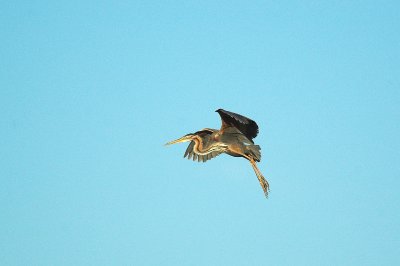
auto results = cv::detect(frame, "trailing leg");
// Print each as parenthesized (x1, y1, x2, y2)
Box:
(250, 158, 269, 198)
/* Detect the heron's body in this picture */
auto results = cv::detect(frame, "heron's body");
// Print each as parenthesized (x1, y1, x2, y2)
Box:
(166, 109, 269, 197)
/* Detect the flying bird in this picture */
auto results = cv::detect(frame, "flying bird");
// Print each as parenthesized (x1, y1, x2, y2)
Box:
(165, 109, 269, 198)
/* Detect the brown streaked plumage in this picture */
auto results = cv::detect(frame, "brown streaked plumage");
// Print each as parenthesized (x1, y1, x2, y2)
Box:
(165, 109, 269, 198)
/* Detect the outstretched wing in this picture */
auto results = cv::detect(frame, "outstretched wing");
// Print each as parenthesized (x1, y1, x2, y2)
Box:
(183, 129, 223, 163)
(216, 109, 259, 141)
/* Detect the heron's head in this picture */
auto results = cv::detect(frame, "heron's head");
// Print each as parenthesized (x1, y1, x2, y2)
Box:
(165, 133, 195, 146)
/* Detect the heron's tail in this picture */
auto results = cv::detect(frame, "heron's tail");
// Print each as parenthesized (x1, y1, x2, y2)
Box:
(247, 145, 261, 162)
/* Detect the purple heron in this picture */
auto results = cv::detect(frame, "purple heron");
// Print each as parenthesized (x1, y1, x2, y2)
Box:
(165, 109, 269, 198)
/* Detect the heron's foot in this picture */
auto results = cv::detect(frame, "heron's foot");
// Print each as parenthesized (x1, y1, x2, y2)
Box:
(259, 174, 270, 198)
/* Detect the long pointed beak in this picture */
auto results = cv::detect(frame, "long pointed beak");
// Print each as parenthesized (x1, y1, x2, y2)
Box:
(165, 135, 193, 146)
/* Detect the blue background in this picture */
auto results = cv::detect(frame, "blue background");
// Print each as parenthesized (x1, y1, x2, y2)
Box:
(2, 1, 399, 265)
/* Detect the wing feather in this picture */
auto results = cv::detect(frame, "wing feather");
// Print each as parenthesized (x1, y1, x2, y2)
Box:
(184, 141, 194, 158)
(216, 109, 259, 141)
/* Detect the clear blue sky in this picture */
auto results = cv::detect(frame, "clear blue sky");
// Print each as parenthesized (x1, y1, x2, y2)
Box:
(1, 1, 399, 265)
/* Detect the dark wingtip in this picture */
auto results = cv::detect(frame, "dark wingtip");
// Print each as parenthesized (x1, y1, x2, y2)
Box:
(215, 109, 259, 140)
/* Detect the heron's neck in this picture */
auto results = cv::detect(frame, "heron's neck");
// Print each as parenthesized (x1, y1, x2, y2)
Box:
(192, 135, 206, 153)
(192, 135, 227, 155)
